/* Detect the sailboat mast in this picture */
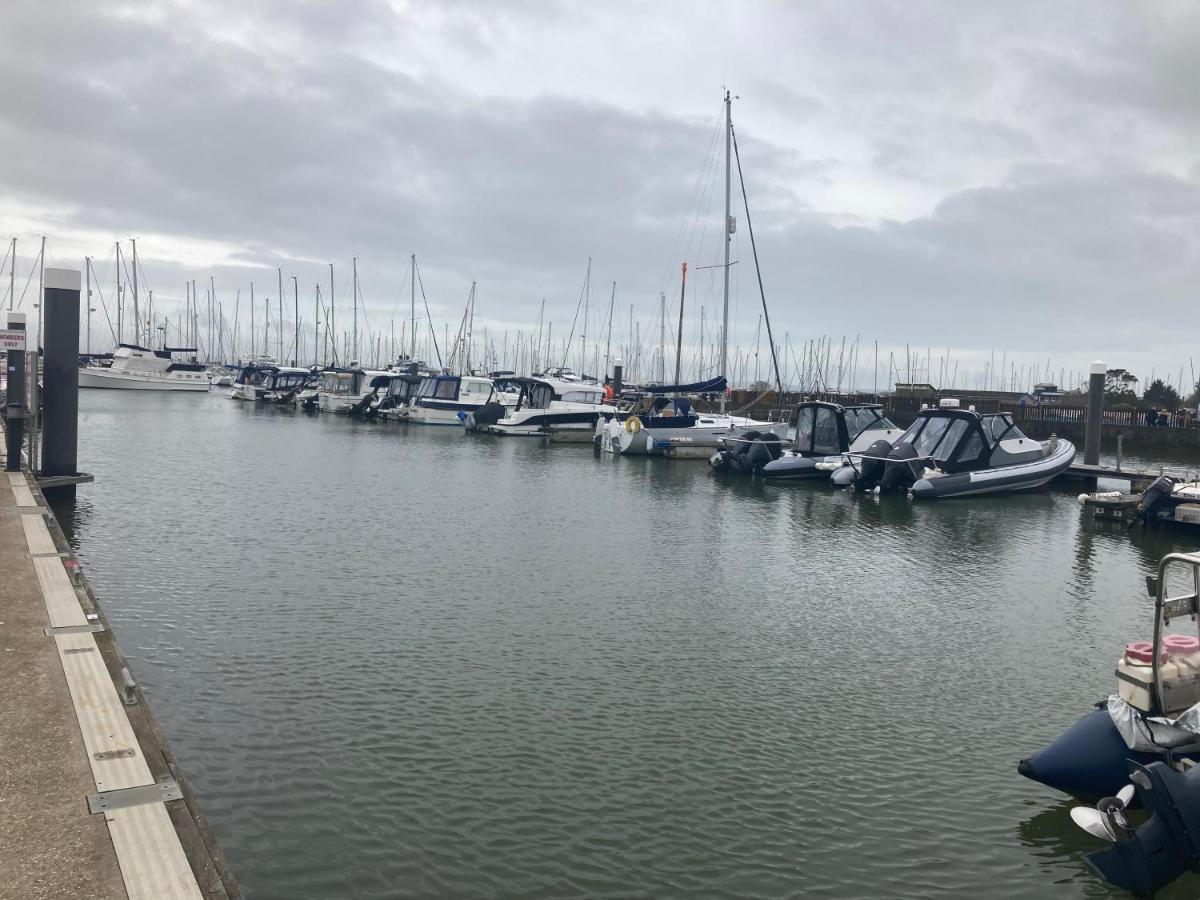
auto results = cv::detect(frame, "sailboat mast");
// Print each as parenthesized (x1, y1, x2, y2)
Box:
(131, 237, 140, 346)
(410, 253, 416, 362)
(278, 267, 284, 363)
(604, 281, 615, 381)
(292, 276, 299, 366)
(115, 241, 122, 344)
(658, 291, 666, 383)
(8, 237, 14, 312)
(721, 88, 732, 411)
(352, 256, 358, 363)
(329, 263, 336, 365)
(250, 282, 255, 358)
(673, 262, 687, 396)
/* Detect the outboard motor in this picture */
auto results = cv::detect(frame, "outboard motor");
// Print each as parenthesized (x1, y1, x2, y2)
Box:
(1135, 475, 1177, 525)
(1079, 760, 1200, 895)
(878, 442, 922, 493)
(471, 401, 506, 431)
(709, 430, 761, 474)
(349, 392, 376, 417)
(853, 438, 894, 491)
(740, 433, 785, 475)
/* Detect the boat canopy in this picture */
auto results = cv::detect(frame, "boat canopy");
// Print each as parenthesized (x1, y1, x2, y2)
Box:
(793, 402, 894, 456)
(895, 408, 1029, 473)
(638, 376, 727, 396)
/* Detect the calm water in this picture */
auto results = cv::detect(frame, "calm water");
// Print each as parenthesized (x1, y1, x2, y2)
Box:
(51, 391, 1200, 899)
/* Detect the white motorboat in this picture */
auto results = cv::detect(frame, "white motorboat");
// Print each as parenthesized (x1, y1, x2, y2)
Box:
(482, 377, 614, 436)
(79, 344, 209, 392)
(408, 374, 508, 426)
(317, 367, 396, 414)
(229, 363, 317, 402)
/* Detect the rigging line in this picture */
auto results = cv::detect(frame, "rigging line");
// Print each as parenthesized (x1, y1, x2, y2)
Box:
(730, 122, 782, 394)
(15, 240, 43, 309)
(657, 107, 725, 297)
(89, 266, 118, 346)
(559, 260, 589, 368)
(413, 259, 443, 368)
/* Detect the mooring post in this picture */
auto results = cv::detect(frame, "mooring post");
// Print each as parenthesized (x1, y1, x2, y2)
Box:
(3, 312, 27, 471)
(1084, 360, 1105, 467)
(41, 268, 80, 492)
(612, 359, 623, 397)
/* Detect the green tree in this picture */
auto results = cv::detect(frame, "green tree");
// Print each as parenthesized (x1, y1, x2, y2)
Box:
(1144, 378, 1182, 409)
(1104, 368, 1139, 399)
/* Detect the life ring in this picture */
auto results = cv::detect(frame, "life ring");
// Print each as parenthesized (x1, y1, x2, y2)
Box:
(625, 415, 642, 433)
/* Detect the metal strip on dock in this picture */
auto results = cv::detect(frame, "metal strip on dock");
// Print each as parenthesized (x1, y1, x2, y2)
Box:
(8, 471, 37, 507)
(12, 466, 206, 900)
(88, 780, 183, 813)
(31, 555, 89, 628)
(21, 512, 59, 556)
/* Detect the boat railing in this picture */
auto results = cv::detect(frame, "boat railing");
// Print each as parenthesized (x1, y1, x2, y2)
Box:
(1150, 553, 1200, 715)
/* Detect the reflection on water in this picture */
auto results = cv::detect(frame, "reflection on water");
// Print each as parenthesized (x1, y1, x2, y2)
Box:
(61, 391, 1200, 899)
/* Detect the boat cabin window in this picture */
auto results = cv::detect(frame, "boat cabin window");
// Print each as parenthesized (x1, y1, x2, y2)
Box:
(461, 378, 493, 398)
(843, 407, 893, 439)
(561, 389, 603, 404)
(524, 383, 554, 409)
(795, 406, 816, 451)
(931, 419, 969, 463)
(955, 430, 985, 464)
(812, 407, 841, 455)
(417, 377, 460, 400)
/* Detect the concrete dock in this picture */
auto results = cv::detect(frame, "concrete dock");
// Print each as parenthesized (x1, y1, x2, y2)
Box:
(0, 441, 237, 898)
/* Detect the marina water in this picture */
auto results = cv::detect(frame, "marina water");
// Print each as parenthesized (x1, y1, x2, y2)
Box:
(51, 391, 1200, 898)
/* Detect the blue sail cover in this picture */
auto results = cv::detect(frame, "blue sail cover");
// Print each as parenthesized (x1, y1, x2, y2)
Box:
(636, 376, 727, 395)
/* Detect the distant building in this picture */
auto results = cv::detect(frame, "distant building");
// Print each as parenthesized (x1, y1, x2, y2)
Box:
(892, 382, 938, 395)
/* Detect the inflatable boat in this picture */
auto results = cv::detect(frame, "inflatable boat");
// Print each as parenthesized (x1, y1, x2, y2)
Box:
(1029, 554, 1200, 895)
(1020, 552, 1200, 803)
(831, 401, 1075, 498)
(709, 401, 901, 477)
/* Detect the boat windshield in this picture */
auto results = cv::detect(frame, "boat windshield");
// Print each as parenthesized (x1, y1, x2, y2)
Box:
(844, 407, 892, 439)
(417, 377, 460, 401)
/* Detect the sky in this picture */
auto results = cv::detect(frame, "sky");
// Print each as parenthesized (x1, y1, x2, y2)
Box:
(2, 0, 1199, 392)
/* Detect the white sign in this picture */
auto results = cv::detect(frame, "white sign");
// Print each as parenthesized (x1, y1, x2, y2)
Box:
(0, 329, 26, 351)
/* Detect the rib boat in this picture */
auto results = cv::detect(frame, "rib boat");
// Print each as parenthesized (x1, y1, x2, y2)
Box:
(831, 401, 1075, 497)
(711, 401, 901, 477)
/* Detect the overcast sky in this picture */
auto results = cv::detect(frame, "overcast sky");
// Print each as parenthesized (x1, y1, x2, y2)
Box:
(3, 1, 1199, 391)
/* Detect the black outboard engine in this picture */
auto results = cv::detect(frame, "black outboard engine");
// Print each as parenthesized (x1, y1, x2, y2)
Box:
(470, 401, 506, 431)
(878, 442, 922, 493)
(854, 439, 894, 491)
(349, 392, 376, 417)
(1085, 760, 1200, 895)
(710, 430, 761, 474)
(1135, 475, 1177, 525)
(740, 433, 785, 475)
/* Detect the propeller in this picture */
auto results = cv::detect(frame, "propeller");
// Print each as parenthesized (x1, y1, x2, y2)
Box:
(1070, 783, 1136, 842)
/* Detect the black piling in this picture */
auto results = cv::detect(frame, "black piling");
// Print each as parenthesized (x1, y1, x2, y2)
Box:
(3, 312, 27, 471)
(1083, 360, 1105, 467)
(41, 268, 80, 493)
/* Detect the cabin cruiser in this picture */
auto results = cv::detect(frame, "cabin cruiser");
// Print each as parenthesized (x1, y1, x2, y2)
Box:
(316, 367, 398, 414)
(79, 344, 209, 391)
(475, 377, 614, 436)
(831, 400, 1075, 498)
(408, 374, 507, 426)
(1021, 553, 1200, 895)
(373, 373, 424, 421)
(596, 377, 786, 456)
(229, 364, 318, 403)
(711, 401, 902, 477)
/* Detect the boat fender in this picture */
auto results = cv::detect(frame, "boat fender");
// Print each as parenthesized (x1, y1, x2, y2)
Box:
(625, 416, 642, 433)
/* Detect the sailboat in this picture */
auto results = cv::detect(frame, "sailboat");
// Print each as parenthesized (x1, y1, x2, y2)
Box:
(597, 91, 787, 456)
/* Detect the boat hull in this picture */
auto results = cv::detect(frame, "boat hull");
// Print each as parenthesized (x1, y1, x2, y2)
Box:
(1019, 708, 1200, 801)
(79, 369, 210, 391)
(911, 439, 1076, 498)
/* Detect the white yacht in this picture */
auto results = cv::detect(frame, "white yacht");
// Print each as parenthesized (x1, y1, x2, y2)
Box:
(485, 377, 614, 436)
(408, 374, 506, 426)
(79, 344, 210, 392)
